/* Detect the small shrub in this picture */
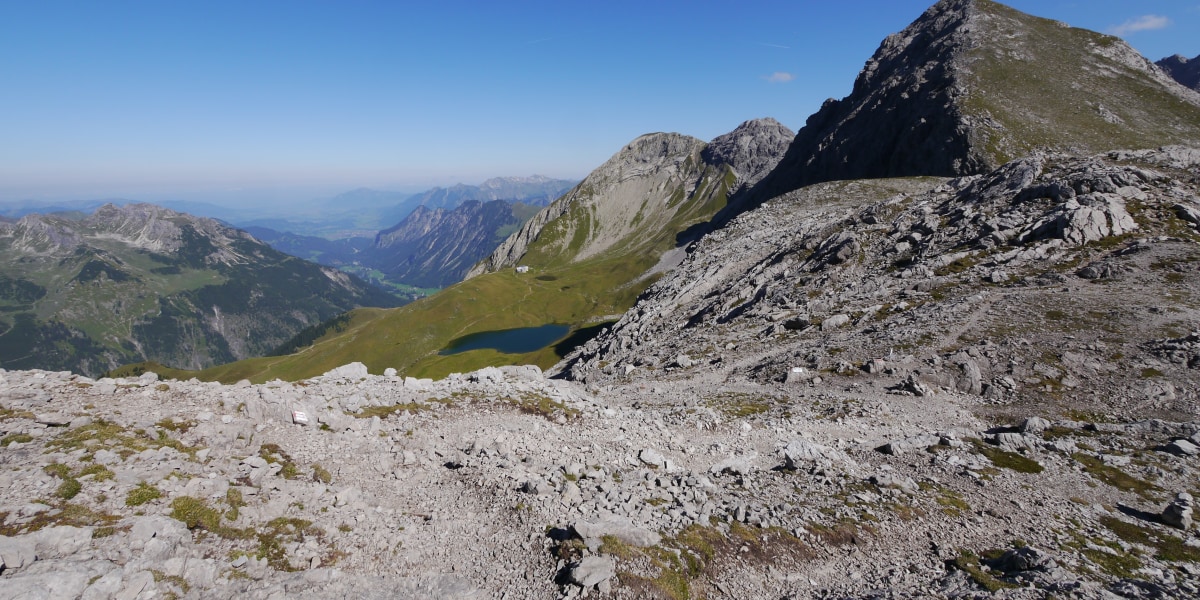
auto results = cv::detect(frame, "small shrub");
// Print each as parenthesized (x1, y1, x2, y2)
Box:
(57, 478, 83, 500)
(170, 496, 222, 531)
(312, 464, 332, 484)
(126, 482, 163, 506)
(1, 433, 33, 447)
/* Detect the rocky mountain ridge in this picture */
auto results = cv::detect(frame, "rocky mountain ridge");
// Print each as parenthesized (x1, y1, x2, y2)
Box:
(3, 0, 1200, 598)
(751, 0, 1200, 204)
(1159, 54, 1200, 92)
(468, 118, 794, 278)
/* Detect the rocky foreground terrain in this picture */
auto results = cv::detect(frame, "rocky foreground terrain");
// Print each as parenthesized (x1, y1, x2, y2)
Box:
(3, 148, 1200, 599)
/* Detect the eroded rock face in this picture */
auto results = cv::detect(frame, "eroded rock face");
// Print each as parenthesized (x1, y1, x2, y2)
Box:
(557, 148, 1200, 396)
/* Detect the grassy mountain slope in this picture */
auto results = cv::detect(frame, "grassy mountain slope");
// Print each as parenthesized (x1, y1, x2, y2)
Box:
(963, 0, 1200, 164)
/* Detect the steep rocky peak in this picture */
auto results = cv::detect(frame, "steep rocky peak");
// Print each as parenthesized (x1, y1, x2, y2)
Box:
(702, 118, 795, 192)
(852, 0, 973, 97)
(748, 0, 1200, 205)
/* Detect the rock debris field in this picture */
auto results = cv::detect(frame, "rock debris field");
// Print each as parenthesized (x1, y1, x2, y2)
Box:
(0, 354, 1197, 599)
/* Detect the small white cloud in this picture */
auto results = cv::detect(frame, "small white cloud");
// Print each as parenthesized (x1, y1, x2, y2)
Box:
(764, 71, 795, 83)
(1109, 14, 1170, 36)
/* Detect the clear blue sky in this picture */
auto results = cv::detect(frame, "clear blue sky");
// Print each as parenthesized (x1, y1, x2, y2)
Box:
(2, 0, 1198, 205)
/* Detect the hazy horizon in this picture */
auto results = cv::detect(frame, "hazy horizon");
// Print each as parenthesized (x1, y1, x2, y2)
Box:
(3, 0, 1197, 207)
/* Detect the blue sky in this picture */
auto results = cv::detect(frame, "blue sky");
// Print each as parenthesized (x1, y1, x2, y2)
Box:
(2, 0, 1198, 205)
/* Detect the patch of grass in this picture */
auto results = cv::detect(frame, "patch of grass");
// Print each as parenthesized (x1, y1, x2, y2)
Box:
(43, 463, 72, 479)
(155, 417, 196, 434)
(705, 392, 781, 419)
(952, 550, 1019, 592)
(225, 488, 245, 521)
(312, 464, 332, 484)
(78, 464, 115, 481)
(150, 570, 190, 594)
(0, 502, 119, 536)
(506, 393, 579, 421)
(126, 482, 163, 506)
(56, 478, 83, 500)
(1100, 515, 1200, 563)
(1, 433, 33, 446)
(970, 438, 1044, 474)
(46, 418, 200, 460)
(0, 406, 35, 422)
(258, 443, 301, 480)
(1072, 453, 1163, 500)
(935, 489, 972, 517)
(1140, 367, 1164, 378)
(255, 517, 319, 572)
(170, 496, 222, 531)
(350, 401, 440, 419)
(935, 254, 979, 276)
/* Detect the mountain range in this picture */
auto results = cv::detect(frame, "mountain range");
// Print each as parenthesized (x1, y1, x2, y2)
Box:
(0, 203, 398, 376)
(128, 0, 1200, 386)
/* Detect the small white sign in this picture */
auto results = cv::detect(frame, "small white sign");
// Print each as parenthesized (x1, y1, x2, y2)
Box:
(292, 411, 309, 426)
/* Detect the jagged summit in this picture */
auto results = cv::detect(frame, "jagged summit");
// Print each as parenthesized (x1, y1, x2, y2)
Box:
(1158, 53, 1200, 91)
(702, 118, 795, 194)
(468, 119, 792, 277)
(753, 0, 1200, 202)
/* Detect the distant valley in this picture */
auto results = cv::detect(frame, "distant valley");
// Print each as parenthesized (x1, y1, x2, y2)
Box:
(239, 176, 575, 296)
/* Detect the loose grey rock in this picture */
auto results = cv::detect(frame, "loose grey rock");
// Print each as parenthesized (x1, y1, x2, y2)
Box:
(572, 519, 661, 548)
(0, 535, 37, 571)
(1162, 493, 1194, 530)
(568, 555, 616, 588)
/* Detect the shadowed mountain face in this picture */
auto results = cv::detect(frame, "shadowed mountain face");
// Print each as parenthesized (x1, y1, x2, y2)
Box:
(752, 0, 1200, 203)
(1158, 54, 1200, 91)
(0, 203, 399, 376)
(363, 200, 523, 289)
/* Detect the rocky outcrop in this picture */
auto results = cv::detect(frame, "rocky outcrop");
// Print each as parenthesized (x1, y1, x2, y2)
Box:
(751, 0, 1200, 202)
(1158, 54, 1200, 91)
(558, 146, 1200, 416)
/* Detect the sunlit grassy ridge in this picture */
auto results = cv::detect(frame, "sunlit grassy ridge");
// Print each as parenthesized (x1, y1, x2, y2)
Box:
(965, 0, 1200, 164)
